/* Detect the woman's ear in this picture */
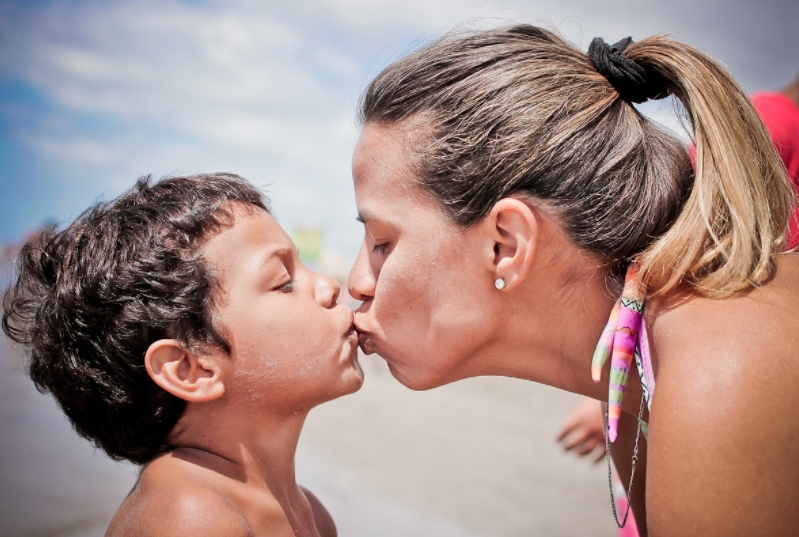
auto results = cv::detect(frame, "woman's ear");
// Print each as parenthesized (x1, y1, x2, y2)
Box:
(144, 339, 225, 402)
(480, 197, 539, 291)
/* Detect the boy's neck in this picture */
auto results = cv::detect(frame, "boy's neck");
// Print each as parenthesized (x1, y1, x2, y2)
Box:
(170, 405, 310, 500)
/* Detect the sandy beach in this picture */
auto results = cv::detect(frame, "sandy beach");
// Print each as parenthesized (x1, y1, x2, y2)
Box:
(0, 335, 615, 537)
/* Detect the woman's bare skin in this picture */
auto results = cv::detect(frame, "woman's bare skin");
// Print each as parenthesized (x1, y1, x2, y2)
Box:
(349, 121, 799, 535)
(638, 257, 799, 535)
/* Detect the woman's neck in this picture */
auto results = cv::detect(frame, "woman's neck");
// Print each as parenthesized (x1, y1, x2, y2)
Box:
(471, 221, 645, 416)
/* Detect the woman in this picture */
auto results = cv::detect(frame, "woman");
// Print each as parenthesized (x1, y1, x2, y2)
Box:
(347, 25, 799, 535)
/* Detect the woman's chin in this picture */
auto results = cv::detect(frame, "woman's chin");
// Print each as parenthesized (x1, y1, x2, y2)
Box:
(383, 358, 445, 391)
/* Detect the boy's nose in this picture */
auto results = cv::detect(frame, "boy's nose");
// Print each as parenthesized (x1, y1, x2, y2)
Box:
(348, 244, 376, 302)
(317, 274, 341, 307)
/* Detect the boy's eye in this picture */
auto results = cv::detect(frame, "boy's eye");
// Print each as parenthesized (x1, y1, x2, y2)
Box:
(276, 279, 294, 293)
(372, 243, 389, 255)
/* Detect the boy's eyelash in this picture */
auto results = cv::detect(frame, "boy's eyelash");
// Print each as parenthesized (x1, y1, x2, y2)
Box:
(372, 243, 388, 255)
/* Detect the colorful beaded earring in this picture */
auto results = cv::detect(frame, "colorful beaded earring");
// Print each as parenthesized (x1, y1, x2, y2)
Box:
(590, 263, 651, 442)
(591, 263, 656, 528)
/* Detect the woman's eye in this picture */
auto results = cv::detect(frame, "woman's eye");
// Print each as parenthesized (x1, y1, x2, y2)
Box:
(276, 279, 294, 293)
(372, 243, 389, 255)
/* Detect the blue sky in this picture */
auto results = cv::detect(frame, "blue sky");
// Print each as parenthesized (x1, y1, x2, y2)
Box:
(1, 0, 797, 257)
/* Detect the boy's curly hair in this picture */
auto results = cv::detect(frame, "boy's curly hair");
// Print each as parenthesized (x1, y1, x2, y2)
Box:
(2, 173, 268, 464)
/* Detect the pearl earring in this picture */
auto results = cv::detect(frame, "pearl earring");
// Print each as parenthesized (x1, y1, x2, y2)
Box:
(494, 278, 506, 290)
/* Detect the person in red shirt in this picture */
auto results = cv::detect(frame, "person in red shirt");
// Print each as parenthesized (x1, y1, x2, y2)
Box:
(751, 73, 799, 247)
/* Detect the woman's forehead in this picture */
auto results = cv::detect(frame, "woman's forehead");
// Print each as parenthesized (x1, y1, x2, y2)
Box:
(353, 124, 438, 222)
(353, 125, 410, 185)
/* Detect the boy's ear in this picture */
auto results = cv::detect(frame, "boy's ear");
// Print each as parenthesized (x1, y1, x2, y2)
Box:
(478, 197, 538, 291)
(144, 340, 225, 403)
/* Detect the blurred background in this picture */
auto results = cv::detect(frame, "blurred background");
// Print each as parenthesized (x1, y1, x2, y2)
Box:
(1, 0, 797, 535)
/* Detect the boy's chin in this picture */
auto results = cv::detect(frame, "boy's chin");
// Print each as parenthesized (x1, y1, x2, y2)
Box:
(310, 358, 364, 407)
(339, 359, 365, 395)
(335, 361, 365, 400)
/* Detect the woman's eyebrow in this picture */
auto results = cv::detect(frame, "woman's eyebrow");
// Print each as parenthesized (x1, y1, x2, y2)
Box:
(357, 211, 398, 231)
(356, 210, 379, 224)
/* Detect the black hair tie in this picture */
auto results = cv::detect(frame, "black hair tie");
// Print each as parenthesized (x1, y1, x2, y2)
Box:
(588, 37, 666, 104)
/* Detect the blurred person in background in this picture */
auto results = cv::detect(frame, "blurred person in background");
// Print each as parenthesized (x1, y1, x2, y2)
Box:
(752, 70, 799, 246)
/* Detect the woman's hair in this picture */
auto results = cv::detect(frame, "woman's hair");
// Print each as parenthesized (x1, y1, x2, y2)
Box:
(360, 25, 793, 297)
(2, 173, 268, 464)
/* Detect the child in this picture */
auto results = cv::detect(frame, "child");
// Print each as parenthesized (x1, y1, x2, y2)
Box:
(2, 173, 364, 536)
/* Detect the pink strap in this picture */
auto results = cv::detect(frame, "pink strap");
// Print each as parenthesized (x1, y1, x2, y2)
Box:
(636, 320, 655, 410)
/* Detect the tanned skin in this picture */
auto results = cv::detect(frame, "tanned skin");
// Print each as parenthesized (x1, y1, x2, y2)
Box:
(107, 206, 363, 537)
(559, 68, 799, 535)
(349, 123, 799, 536)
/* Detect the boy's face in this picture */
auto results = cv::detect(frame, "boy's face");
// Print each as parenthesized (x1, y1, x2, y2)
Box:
(202, 205, 363, 412)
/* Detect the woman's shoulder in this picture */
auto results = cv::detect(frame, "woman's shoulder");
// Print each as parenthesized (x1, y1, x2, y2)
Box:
(643, 254, 799, 534)
(649, 253, 799, 364)
(646, 253, 799, 404)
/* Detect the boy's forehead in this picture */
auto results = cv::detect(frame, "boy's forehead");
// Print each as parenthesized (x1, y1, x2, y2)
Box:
(203, 208, 293, 269)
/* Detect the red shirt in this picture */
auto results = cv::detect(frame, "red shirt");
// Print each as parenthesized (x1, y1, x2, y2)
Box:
(751, 92, 799, 249)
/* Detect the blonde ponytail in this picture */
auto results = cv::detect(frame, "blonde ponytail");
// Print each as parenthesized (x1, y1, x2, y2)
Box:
(627, 36, 794, 297)
(360, 25, 793, 298)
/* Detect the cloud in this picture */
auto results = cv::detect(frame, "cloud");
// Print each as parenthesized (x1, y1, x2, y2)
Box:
(0, 0, 370, 248)
(0, 0, 796, 252)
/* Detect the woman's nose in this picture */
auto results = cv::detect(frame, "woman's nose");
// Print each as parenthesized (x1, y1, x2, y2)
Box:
(348, 242, 376, 302)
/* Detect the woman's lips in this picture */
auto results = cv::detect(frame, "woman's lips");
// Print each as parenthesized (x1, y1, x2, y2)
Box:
(353, 317, 375, 354)
(357, 331, 375, 354)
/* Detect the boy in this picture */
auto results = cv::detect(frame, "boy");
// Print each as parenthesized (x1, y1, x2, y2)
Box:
(2, 173, 363, 536)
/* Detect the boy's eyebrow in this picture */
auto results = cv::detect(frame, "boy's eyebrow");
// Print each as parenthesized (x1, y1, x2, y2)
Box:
(270, 247, 293, 258)
(262, 246, 294, 264)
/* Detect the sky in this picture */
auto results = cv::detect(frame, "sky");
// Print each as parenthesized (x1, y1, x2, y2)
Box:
(0, 0, 797, 257)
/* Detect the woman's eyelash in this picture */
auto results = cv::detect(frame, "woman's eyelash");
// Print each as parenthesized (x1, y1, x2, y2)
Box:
(372, 243, 388, 255)
(277, 279, 294, 292)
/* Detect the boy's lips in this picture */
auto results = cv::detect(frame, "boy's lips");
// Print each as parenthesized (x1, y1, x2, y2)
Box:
(346, 326, 358, 342)
(345, 312, 358, 343)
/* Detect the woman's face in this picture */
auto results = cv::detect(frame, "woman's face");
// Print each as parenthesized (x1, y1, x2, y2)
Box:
(203, 205, 363, 412)
(349, 123, 500, 390)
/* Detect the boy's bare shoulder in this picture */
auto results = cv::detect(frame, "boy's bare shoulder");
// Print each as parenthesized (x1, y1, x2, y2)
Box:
(301, 486, 337, 537)
(106, 455, 250, 537)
